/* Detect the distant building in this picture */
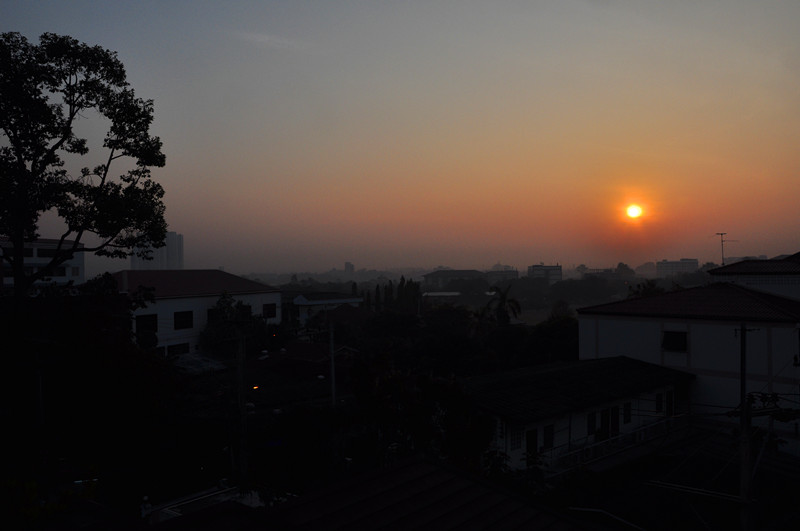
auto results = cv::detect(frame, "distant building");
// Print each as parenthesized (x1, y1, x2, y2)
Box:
(527, 264, 563, 284)
(708, 251, 800, 301)
(131, 231, 184, 270)
(655, 258, 698, 277)
(113, 269, 280, 357)
(0, 237, 85, 288)
(422, 269, 486, 290)
(344, 261, 355, 274)
(290, 292, 363, 326)
(486, 268, 519, 285)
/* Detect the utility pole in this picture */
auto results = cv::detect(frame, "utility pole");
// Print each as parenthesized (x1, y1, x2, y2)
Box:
(716, 233, 727, 265)
(329, 319, 337, 407)
(739, 323, 752, 531)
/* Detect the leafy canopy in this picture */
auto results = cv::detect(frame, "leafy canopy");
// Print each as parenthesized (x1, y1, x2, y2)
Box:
(0, 32, 167, 293)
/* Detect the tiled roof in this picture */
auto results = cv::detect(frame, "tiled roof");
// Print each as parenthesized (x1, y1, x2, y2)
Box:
(465, 357, 692, 424)
(577, 283, 800, 323)
(111, 270, 278, 299)
(264, 457, 588, 530)
(709, 252, 800, 275)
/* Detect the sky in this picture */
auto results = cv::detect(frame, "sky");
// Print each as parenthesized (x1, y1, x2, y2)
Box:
(4, 1, 800, 276)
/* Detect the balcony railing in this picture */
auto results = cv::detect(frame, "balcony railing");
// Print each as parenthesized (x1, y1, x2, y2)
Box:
(537, 416, 688, 478)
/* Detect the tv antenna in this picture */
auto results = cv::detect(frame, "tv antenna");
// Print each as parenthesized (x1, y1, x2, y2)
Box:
(715, 232, 738, 265)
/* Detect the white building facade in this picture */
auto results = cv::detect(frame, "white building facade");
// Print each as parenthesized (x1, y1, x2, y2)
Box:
(114, 269, 281, 357)
(578, 283, 800, 455)
(0, 238, 85, 288)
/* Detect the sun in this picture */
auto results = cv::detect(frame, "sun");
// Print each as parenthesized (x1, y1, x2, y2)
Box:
(626, 204, 643, 218)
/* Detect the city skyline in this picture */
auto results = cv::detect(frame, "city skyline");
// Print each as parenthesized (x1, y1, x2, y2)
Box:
(4, 2, 799, 277)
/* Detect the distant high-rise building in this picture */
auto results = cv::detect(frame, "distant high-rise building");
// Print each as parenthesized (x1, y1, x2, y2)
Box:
(131, 231, 184, 270)
(344, 261, 355, 274)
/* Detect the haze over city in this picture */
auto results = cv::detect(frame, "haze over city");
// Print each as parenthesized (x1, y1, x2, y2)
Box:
(5, 1, 800, 276)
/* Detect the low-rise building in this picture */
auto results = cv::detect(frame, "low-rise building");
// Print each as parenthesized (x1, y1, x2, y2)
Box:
(0, 237, 85, 288)
(113, 269, 281, 357)
(578, 282, 800, 455)
(655, 258, 699, 277)
(467, 357, 693, 477)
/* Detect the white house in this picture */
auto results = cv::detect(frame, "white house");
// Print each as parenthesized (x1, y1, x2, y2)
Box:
(113, 269, 281, 357)
(1, 237, 85, 288)
(466, 357, 693, 477)
(578, 283, 800, 455)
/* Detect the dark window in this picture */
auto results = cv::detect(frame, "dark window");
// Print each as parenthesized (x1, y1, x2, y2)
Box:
(71, 267, 80, 277)
(623, 402, 632, 424)
(526, 429, 538, 457)
(136, 314, 158, 333)
(610, 406, 620, 436)
(587, 412, 596, 436)
(37, 248, 58, 258)
(167, 343, 190, 357)
(662, 330, 688, 352)
(655, 393, 664, 413)
(509, 425, 523, 450)
(174, 310, 193, 330)
(542, 424, 554, 449)
(262, 303, 277, 318)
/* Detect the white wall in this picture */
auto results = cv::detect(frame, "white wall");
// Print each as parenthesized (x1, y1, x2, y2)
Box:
(132, 291, 281, 355)
(579, 315, 800, 454)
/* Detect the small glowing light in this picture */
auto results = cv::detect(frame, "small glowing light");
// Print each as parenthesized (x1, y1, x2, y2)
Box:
(626, 204, 643, 218)
(252, 385, 259, 390)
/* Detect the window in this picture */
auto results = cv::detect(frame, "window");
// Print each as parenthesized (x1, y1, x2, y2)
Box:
(71, 267, 80, 277)
(655, 393, 664, 413)
(262, 303, 277, 318)
(623, 402, 632, 424)
(509, 425, 523, 451)
(542, 424, 554, 450)
(174, 310, 193, 330)
(662, 330, 688, 352)
(37, 248, 58, 257)
(587, 412, 596, 436)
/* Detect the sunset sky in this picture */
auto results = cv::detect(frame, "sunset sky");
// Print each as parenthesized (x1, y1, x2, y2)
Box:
(4, 1, 800, 276)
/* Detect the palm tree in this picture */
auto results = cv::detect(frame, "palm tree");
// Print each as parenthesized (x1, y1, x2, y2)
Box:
(486, 285, 521, 326)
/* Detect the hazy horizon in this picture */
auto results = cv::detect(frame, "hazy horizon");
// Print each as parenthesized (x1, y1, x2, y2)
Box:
(5, 1, 799, 278)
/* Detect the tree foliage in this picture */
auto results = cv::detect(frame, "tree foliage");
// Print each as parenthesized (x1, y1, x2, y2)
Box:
(0, 32, 166, 296)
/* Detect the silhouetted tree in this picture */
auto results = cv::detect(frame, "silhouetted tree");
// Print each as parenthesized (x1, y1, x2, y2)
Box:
(628, 278, 665, 298)
(485, 285, 521, 327)
(615, 262, 635, 277)
(0, 32, 167, 298)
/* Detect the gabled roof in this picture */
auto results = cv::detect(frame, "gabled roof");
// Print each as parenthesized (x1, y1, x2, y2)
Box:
(466, 357, 692, 425)
(111, 270, 278, 299)
(577, 283, 800, 323)
(709, 252, 800, 276)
